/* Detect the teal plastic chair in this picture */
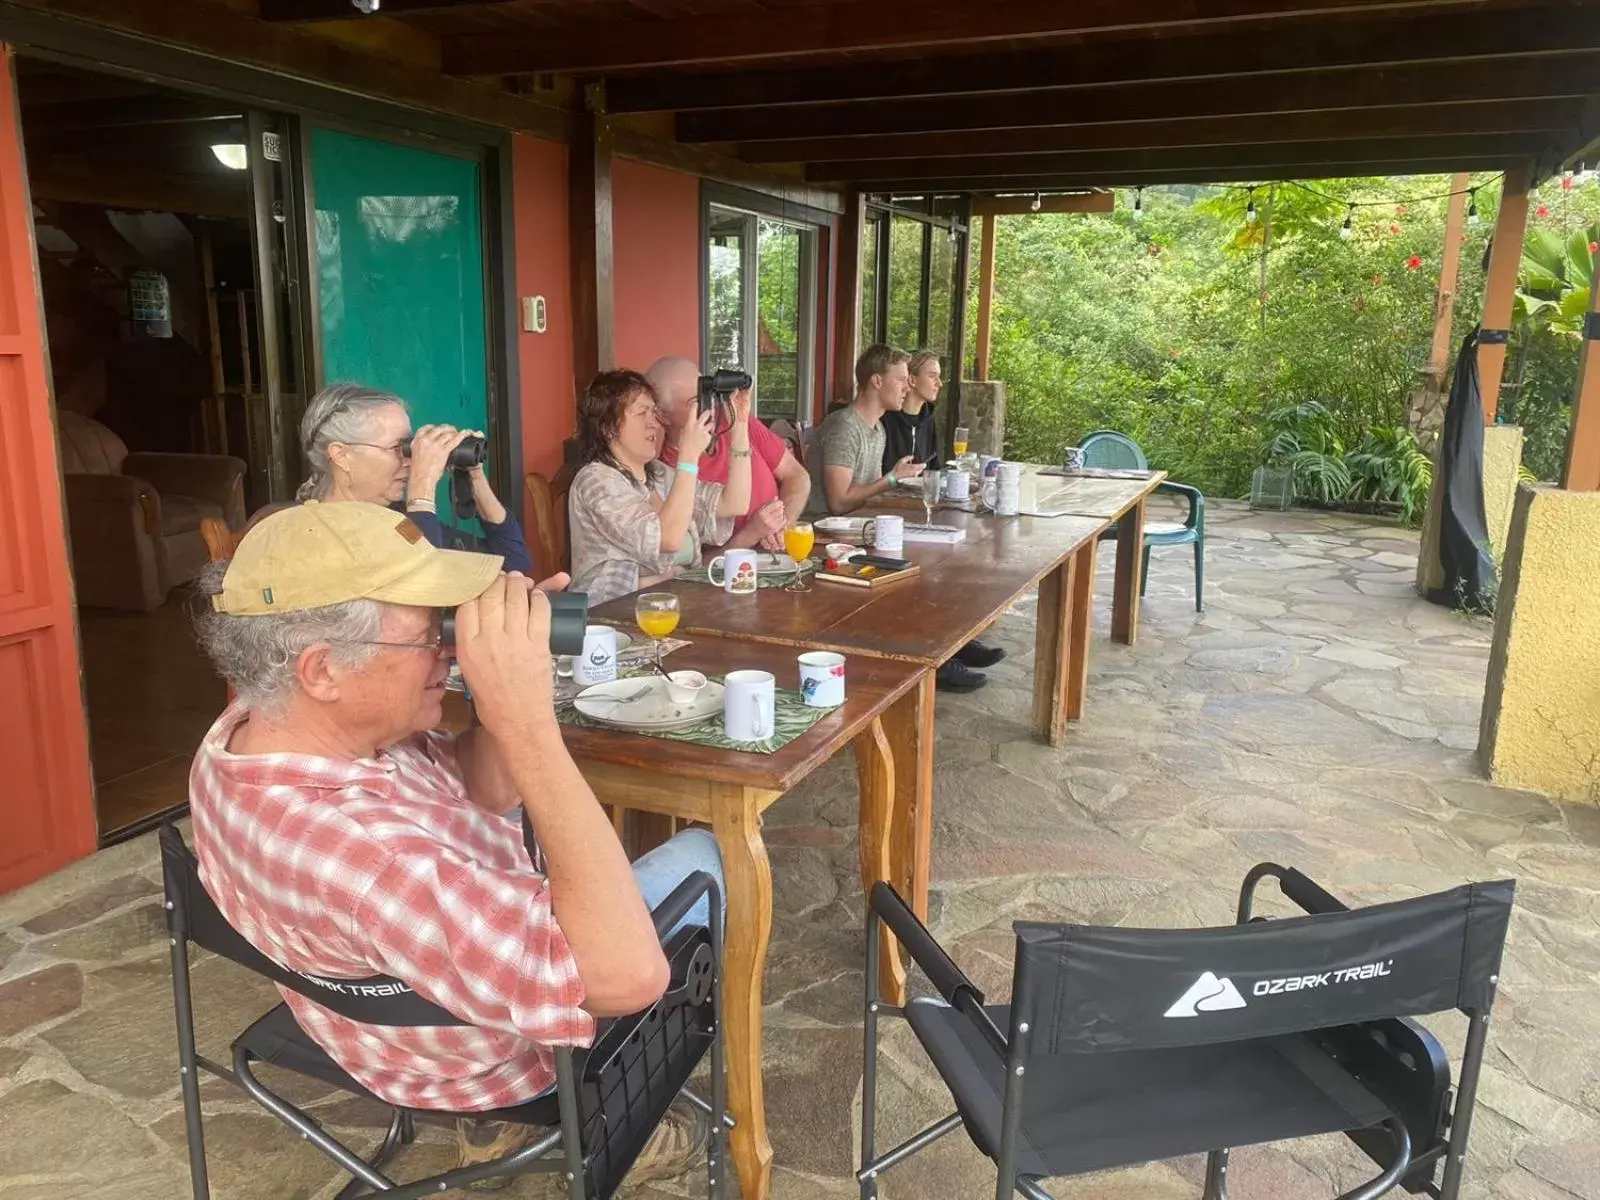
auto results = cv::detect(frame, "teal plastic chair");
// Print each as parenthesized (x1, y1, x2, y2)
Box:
(1078, 430, 1205, 611)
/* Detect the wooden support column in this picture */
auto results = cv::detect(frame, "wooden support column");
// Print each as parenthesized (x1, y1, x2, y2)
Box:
(974, 214, 996, 380)
(1476, 163, 1531, 424)
(1426, 172, 1471, 391)
(947, 195, 974, 432)
(1563, 258, 1600, 491)
(830, 189, 864, 408)
(570, 83, 614, 387)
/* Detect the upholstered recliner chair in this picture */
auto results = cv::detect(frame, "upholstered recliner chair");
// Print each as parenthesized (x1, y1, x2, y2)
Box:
(57, 411, 247, 612)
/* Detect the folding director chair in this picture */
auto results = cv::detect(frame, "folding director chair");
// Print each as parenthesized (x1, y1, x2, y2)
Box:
(160, 824, 727, 1199)
(859, 862, 1515, 1200)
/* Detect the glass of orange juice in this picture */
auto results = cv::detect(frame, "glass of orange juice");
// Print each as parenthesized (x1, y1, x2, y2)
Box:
(635, 592, 680, 672)
(953, 425, 970, 456)
(783, 522, 815, 591)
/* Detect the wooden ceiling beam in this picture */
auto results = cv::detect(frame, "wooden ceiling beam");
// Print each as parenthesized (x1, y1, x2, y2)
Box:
(21, 95, 242, 132)
(679, 52, 1600, 143)
(810, 133, 1549, 183)
(442, 0, 1485, 76)
(260, 0, 515, 20)
(738, 99, 1581, 164)
(609, 3, 1600, 113)
(852, 157, 1524, 193)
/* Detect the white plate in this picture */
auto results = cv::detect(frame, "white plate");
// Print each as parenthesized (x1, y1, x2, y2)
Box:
(814, 516, 867, 534)
(556, 629, 633, 678)
(574, 676, 725, 732)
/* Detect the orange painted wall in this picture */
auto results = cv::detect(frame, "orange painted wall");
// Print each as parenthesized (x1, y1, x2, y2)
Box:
(612, 157, 701, 372)
(510, 134, 575, 482)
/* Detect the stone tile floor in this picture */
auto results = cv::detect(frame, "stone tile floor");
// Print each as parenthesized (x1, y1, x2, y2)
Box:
(2, 501, 1598, 1200)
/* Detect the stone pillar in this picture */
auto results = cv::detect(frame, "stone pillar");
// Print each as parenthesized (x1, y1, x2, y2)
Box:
(959, 379, 1006, 457)
(1416, 424, 1524, 595)
(1479, 484, 1600, 800)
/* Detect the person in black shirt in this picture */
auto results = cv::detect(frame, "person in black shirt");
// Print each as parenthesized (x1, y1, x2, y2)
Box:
(885, 350, 1006, 691)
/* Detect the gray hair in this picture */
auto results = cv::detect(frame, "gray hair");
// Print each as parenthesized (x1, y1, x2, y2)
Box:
(193, 561, 385, 718)
(297, 383, 409, 501)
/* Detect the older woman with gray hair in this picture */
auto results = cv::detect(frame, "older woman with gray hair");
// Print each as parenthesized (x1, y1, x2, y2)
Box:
(296, 383, 532, 574)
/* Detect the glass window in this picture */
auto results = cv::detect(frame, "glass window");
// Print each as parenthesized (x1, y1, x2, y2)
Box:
(859, 214, 880, 352)
(755, 219, 803, 421)
(887, 215, 922, 352)
(926, 224, 956, 356)
(706, 206, 748, 373)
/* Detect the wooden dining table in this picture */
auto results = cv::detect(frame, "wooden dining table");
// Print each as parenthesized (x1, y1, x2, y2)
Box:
(444, 635, 927, 1200)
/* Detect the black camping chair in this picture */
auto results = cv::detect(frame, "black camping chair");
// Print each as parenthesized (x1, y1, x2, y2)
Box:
(859, 863, 1515, 1200)
(160, 823, 727, 1199)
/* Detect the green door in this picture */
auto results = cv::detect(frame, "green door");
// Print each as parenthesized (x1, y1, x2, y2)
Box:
(308, 127, 489, 512)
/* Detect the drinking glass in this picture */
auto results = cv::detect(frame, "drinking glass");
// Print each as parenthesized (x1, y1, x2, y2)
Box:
(783, 522, 815, 592)
(634, 592, 680, 672)
(953, 425, 970, 456)
(921, 468, 943, 526)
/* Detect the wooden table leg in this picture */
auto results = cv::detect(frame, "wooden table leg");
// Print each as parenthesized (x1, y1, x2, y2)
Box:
(1111, 498, 1147, 645)
(711, 784, 775, 1200)
(1031, 557, 1074, 745)
(1066, 539, 1098, 721)
(853, 716, 905, 1002)
(881, 672, 935, 938)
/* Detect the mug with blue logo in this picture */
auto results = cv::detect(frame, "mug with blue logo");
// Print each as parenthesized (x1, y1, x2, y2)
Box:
(573, 625, 619, 686)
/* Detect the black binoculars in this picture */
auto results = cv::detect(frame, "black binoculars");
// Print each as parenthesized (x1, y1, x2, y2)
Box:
(696, 368, 753, 415)
(438, 590, 588, 658)
(401, 433, 488, 472)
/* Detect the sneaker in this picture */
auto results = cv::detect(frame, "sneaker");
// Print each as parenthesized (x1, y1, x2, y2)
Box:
(936, 659, 988, 693)
(955, 639, 1006, 669)
(455, 1117, 539, 1191)
(627, 1100, 711, 1184)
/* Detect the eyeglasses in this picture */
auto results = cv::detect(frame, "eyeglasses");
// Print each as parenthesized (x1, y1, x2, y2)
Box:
(337, 439, 412, 457)
(339, 631, 448, 654)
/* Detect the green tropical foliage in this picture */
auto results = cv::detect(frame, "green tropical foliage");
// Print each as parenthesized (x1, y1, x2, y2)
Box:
(976, 172, 1600, 508)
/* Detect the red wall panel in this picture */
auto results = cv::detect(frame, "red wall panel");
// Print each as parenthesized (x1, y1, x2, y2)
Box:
(509, 134, 575, 482)
(612, 157, 701, 372)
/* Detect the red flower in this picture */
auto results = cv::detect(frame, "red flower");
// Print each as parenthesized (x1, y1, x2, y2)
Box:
(1589, 241, 1597, 254)
(1406, 255, 1424, 270)
(1389, 223, 1401, 234)
(1563, 174, 1574, 190)
(1537, 203, 1551, 218)
(1395, 205, 1408, 217)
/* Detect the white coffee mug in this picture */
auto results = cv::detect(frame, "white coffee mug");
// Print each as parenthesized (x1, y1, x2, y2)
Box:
(707, 548, 759, 595)
(573, 625, 618, 686)
(724, 669, 776, 741)
(798, 651, 846, 708)
(862, 514, 904, 554)
(943, 469, 970, 500)
(993, 461, 1023, 516)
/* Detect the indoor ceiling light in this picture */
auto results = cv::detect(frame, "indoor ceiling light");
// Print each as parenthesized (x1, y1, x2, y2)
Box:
(210, 143, 248, 171)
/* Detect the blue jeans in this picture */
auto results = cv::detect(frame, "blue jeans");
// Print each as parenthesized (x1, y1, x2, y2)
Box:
(631, 827, 725, 935)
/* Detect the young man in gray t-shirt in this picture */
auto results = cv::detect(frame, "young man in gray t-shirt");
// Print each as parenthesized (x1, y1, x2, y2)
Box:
(804, 344, 999, 691)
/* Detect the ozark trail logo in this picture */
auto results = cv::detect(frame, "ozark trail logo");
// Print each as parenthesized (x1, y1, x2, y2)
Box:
(1164, 971, 1248, 1018)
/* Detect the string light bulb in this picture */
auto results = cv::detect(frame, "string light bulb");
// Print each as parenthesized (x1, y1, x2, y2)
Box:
(1579, 161, 1594, 183)
(1245, 188, 1258, 224)
(1467, 189, 1480, 227)
(1340, 205, 1354, 240)
(1131, 187, 1144, 221)
(1030, 192, 1042, 213)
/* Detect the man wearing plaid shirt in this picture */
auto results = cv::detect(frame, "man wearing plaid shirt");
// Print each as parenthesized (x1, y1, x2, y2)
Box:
(189, 501, 721, 1187)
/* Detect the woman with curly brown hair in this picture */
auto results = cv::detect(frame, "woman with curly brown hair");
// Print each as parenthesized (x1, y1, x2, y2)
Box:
(567, 369, 753, 603)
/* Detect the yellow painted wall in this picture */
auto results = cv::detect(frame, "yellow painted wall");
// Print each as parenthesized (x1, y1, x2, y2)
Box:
(1479, 484, 1600, 800)
(1416, 424, 1524, 594)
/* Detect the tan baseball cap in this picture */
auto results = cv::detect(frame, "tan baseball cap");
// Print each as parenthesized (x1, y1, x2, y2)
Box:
(212, 501, 504, 616)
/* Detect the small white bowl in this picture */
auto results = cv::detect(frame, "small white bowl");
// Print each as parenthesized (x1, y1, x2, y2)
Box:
(665, 669, 708, 706)
(824, 542, 858, 561)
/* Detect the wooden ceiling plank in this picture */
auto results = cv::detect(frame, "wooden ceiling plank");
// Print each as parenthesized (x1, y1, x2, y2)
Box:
(260, 0, 519, 21)
(443, 0, 1491, 75)
(739, 99, 1581, 163)
(679, 52, 1600, 142)
(808, 132, 1549, 182)
(852, 156, 1526, 192)
(609, 3, 1600, 113)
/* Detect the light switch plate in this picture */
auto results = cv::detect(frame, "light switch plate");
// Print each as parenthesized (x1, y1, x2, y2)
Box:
(522, 295, 547, 334)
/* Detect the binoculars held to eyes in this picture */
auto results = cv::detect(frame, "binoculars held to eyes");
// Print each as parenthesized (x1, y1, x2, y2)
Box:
(438, 590, 588, 658)
(401, 433, 488, 472)
(696, 368, 753, 415)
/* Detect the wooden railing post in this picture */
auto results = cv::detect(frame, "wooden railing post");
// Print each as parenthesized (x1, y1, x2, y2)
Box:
(1476, 163, 1531, 424)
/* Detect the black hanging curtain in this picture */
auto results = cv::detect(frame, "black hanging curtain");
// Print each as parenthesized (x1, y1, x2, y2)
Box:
(1428, 328, 1497, 611)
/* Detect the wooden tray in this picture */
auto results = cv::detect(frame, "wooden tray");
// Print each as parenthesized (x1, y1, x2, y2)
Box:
(812, 560, 922, 589)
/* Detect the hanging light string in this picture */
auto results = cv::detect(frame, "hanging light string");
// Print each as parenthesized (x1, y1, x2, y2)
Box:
(1213, 173, 1506, 210)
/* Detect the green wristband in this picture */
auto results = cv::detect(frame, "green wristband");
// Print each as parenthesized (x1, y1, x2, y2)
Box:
(676, 461, 700, 477)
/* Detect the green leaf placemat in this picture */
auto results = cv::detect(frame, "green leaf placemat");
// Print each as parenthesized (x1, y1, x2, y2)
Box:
(681, 557, 821, 589)
(558, 675, 835, 754)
